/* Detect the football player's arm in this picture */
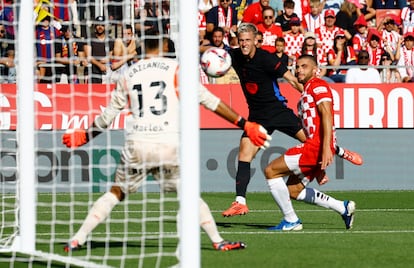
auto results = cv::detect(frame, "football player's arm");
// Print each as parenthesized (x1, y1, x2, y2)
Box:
(283, 69, 303, 93)
(199, 84, 271, 149)
(318, 100, 334, 170)
(62, 79, 127, 148)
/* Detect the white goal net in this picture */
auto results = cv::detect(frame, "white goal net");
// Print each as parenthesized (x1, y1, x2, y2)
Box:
(0, 0, 199, 267)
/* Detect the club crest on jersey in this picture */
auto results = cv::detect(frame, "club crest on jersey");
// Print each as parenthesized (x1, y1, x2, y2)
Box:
(245, 82, 258, 94)
(313, 86, 328, 94)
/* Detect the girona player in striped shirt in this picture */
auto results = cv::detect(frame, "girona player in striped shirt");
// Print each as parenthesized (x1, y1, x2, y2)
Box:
(264, 54, 356, 231)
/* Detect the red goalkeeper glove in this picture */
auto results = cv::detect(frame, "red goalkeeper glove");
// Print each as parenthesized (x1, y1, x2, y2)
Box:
(244, 121, 272, 149)
(62, 129, 89, 148)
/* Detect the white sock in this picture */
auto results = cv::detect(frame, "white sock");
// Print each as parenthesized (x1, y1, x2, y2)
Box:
(267, 178, 299, 222)
(235, 196, 246, 205)
(297, 188, 346, 214)
(72, 192, 120, 245)
(199, 198, 223, 243)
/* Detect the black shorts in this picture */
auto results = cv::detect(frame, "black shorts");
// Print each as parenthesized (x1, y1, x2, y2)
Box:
(244, 106, 302, 139)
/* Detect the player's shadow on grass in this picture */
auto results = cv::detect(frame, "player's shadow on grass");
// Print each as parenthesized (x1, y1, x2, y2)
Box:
(216, 221, 272, 229)
(60, 240, 178, 251)
(216, 220, 344, 230)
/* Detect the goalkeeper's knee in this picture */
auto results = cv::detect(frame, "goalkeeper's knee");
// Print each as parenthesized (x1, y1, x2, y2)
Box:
(110, 185, 125, 201)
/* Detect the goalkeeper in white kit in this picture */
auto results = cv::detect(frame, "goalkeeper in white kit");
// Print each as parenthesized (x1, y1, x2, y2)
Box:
(62, 37, 271, 252)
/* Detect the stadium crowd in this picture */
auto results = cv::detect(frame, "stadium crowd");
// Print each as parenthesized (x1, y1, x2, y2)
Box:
(0, 0, 414, 84)
(199, 0, 414, 84)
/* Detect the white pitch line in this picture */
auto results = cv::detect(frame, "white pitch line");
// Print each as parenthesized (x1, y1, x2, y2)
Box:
(218, 230, 414, 234)
(35, 208, 414, 215)
(211, 208, 414, 213)
(37, 228, 414, 238)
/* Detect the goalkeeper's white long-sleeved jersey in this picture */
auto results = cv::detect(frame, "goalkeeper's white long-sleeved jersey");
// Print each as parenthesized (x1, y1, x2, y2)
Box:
(94, 57, 220, 143)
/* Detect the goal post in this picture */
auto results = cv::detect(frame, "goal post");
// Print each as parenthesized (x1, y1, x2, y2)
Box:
(0, 0, 200, 267)
(177, 0, 201, 267)
(16, 0, 36, 254)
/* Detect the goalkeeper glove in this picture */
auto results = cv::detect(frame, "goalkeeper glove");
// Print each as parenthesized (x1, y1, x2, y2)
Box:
(244, 121, 272, 149)
(62, 129, 89, 148)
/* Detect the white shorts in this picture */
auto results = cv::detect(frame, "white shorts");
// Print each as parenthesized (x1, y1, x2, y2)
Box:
(284, 142, 327, 186)
(114, 140, 180, 194)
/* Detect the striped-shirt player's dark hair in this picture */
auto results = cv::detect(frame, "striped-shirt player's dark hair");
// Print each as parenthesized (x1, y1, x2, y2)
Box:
(298, 54, 318, 66)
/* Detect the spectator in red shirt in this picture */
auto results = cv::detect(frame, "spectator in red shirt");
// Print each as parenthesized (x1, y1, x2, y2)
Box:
(352, 14, 368, 56)
(366, 28, 385, 66)
(242, 0, 270, 25)
(327, 29, 357, 82)
(256, 6, 282, 53)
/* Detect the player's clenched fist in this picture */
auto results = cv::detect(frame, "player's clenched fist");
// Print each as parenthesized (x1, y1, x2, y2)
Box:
(62, 129, 88, 148)
(244, 121, 272, 149)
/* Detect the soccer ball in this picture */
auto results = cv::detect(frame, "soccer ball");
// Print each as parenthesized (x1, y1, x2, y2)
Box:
(200, 47, 232, 78)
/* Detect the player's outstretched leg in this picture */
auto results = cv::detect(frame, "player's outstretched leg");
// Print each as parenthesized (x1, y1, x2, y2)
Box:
(336, 146, 363, 165)
(64, 191, 120, 252)
(296, 187, 356, 229)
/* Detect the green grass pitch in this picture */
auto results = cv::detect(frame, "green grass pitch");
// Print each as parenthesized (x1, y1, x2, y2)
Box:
(1, 191, 414, 267)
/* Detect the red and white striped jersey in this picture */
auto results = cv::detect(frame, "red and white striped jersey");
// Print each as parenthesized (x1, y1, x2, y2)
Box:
(396, 46, 414, 78)
(298, 77, 335, 144)
(302, 13, 324, 33)
(366, 46, 383, 66)
(381, 30, 401, 54)
(198, 11, 207, 31)
(400, 7, 414, 35)
(352, 33, 367, 54)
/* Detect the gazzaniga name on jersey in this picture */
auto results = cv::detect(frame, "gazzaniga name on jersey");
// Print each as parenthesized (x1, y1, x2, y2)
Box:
(128, 61, 170, 77)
